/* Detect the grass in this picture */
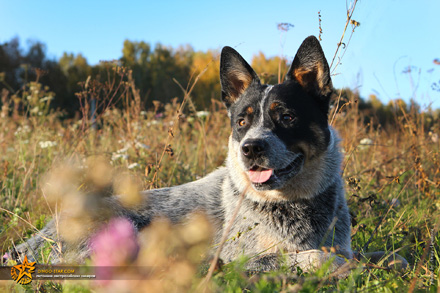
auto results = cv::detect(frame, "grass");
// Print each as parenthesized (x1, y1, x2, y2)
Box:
(0, 68, 439, 292)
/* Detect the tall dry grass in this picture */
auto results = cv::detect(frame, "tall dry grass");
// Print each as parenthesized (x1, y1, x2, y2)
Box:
(0, 61, 438, 291)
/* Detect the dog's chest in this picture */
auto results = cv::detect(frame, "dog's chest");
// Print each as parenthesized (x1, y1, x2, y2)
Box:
(221, 199, 330, 258)
(247, 201, 319, 247)
(220, 177, 338, 260)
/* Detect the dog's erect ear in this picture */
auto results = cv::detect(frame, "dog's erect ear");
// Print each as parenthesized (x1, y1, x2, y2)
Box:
(220, 46, 260, 108)
(286, 36, 333, 102)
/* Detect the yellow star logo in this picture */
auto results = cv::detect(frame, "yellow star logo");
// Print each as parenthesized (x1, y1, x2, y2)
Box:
(11, 255, 36, 285)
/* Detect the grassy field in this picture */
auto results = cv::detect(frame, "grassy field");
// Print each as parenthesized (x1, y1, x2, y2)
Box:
(0, 64, 439, 292)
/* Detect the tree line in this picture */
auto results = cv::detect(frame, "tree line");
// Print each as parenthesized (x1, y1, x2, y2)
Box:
(0, 37, 438, 130)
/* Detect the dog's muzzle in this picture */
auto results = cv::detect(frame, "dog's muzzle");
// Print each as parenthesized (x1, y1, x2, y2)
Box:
(240, 138, 305, 188)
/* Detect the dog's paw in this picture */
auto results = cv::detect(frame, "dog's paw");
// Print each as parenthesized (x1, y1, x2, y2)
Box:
(6, 235, 44, 264)
(356, 251, 409, 272)
(4, 220, 63, 264)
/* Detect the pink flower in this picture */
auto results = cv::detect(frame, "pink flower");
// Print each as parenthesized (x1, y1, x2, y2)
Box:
(2, 252, 10, 264)
(91, 218, 139, 281)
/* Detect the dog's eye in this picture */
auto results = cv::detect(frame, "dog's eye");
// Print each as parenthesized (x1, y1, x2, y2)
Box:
(238, 119, 246, 126)
(282, 114, 294, 122)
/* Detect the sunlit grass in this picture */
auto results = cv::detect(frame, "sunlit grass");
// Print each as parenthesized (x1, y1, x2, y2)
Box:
(0, 67, 439, 291)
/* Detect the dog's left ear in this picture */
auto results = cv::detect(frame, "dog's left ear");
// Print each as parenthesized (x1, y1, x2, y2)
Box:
(286, 36, 333, 108)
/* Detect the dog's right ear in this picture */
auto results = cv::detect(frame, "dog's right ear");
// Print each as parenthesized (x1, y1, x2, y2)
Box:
(220, 46, 260, 108)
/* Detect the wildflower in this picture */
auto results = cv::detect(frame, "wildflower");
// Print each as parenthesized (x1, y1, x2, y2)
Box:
(111, 153, 128, 161)
(196, 111, 210, 119)
(14, 125, 31, 136)
(40, 96, 53, 102)
(429, 131, 438, 143)
(127, 163, 139, 169)
(14, 127, 22, 136)
(358, 138, 373, 150)
(146, 120, 159, 127)
(360, 138, 373, 145)
(135, 141, 149, 150)
(39, 141, 57, 149)
(91, 218, 139, 280)
(116, 145, 130, 154)
(2, 252, 9, 263)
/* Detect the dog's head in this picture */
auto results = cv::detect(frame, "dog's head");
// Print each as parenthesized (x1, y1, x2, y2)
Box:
(221, 36, 338, 200)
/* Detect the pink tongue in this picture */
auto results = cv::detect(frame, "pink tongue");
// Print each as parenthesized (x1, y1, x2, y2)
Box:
(249, 169, 273, 183)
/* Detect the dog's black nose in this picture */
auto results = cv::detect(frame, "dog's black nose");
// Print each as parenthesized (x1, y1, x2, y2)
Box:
(242, 139, 266, 158)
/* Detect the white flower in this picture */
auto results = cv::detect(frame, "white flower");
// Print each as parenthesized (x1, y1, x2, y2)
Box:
(14, 127, 22, 136)
(196, 111, 210, 118)
(40, 96, 52, 102)
(135, 141, 149, 150)
(39, 141, 57, 149)
(359, 138, 373, 145)
(117, 146, 130, 154)
(358, 138, 373, 150)
(14, 125, 31, 136)
(429, 132, 438, 143)
(146, 120, 159, 127)
(127, 163, 139, 169)
(111, 153, 128, 161)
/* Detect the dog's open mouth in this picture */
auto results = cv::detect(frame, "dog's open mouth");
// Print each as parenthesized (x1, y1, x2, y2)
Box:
(248, 154, 305, 186)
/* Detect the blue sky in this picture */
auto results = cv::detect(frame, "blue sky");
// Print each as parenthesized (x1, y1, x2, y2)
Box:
(1, 0, 440, 108)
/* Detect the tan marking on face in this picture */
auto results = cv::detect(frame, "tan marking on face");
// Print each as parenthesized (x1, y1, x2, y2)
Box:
(246, 106, 254, 114)
(296, 141, 314, 160)
(270, 102, 279, 111)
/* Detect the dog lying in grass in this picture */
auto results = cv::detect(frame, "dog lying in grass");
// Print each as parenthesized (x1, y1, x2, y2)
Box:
(5, 36, 408, 278)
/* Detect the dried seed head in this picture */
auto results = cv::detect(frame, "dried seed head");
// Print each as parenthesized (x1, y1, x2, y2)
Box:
(114, 173, 142, 207)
